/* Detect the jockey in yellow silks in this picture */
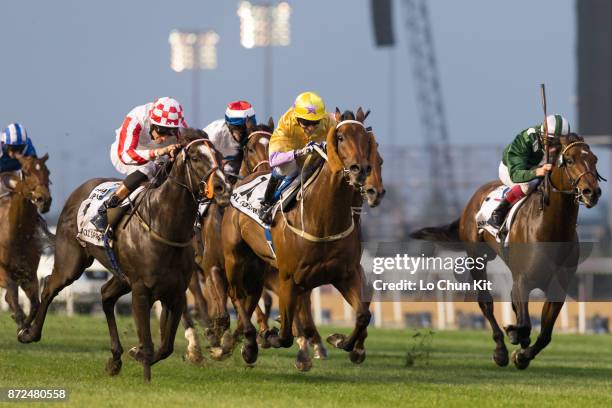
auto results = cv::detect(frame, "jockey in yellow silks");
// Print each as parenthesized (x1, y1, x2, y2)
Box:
(258, 91, 336, 224)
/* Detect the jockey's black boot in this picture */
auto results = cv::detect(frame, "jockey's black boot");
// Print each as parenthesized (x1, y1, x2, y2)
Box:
(487, 198, 512, 229)
(258, 176, 282, 225)
(91, 184, 130, 232)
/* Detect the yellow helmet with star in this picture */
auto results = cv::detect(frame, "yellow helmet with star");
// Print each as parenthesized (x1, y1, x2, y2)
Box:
(293, 92, 326, 121)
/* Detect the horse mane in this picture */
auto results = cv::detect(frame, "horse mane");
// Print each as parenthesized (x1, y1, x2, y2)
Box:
(180, 128, 208, 145)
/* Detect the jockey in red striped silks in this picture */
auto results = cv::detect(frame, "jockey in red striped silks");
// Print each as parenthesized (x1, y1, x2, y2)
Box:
(91, 97, 188, 232)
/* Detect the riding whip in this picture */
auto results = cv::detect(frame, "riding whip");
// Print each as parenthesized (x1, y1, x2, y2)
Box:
(540, 83, 550, 207)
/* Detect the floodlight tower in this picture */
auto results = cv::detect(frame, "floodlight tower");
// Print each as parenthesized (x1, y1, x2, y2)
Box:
(169, 29, 219, 126)
(402, 0, 459, 220)
(237, 1, 291, 118)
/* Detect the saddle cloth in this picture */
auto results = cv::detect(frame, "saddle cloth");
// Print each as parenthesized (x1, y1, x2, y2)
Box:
(76, 181, 144, 247)
(229, 168, 320, 229)
(476, 185, 527, 246)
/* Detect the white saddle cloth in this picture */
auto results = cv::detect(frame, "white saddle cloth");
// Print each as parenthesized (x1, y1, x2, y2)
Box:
(476, 185, 527, 246)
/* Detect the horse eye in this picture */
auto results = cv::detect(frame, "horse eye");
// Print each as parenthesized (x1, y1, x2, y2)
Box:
(337, 134, 344, 142)
(191, 155, 200, 162)
(566, 158, 574, 165)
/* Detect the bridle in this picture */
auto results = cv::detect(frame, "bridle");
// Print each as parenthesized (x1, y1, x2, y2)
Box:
(548, 140, 606, 202)
(169, 138, 221, 202)
(4, 162, 50, 206)
(243, 130, 271, 173)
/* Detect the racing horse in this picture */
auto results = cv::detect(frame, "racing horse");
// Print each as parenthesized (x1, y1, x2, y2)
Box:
(411, 133, 603, 369)
(18, 131, 231, 381)
(220, 108, 376, 370)
(0, 154, 52, 331)
(181, 119, 275, 362)
(253, 112, 386, 366)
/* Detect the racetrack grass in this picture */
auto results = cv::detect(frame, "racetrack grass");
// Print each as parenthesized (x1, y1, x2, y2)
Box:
(1, 312, 611, 407)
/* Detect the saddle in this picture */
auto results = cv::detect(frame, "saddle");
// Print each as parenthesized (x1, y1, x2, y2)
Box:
(476, 185, 528, 245)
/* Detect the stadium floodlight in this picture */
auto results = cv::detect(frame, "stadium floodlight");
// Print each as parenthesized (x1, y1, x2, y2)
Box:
(168, 29, 219, 125)
(237, 1, 291, 116)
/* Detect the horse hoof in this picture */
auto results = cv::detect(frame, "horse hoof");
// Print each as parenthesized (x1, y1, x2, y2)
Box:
(184, 349, 204, 364)
(493, 348, 509, 367)
(209, 347, 230, 361)
(313, 344, 328, 360)
(294, 359, 313, 372)
(326, 333, 346, 349)
(17, 327, 39, 344)
(105, 358, 122, 376)
(257, 331, 272, 349)
(265, 328, 282, 348)
(511, 349, 530, 370)
(349, 348, 366, 364)
(241, 343, 258, 365)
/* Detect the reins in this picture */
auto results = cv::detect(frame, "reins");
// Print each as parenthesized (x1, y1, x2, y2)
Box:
(279, 120, 365, 243)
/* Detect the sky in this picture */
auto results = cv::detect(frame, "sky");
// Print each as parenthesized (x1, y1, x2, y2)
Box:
(2, 0, 606, 218)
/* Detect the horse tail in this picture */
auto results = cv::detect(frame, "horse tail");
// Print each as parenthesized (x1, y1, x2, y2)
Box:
(38, 216, 56, 254)
(410, 218, 460, 242)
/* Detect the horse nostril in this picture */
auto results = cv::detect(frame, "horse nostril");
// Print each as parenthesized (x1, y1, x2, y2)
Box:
(366, 188, 376, 196)
(349, 164, 361, 174)
(595, 187, 602, 197)
(214, 184, 224, 194)
(583, 188, 592, 197)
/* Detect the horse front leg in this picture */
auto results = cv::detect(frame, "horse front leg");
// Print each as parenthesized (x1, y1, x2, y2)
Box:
(328, 267, 371, 364)
(470, 258, 508, 367)
(21, 278, 40, 328)
(506, 281, 532, 349)
(128, 286, 154, 382)
(4, 280, 25, 329)
(181, 296, 204, 364)
(512, 301, 563, 370)
(270, 276, 297, 350)
(153, 293, 186, 365)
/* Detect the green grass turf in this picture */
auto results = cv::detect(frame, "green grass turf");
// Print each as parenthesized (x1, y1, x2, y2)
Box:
(0, 312, 611, 407)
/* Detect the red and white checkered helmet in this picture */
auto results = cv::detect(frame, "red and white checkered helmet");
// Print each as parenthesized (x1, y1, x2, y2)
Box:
(149, 97, 184, 128)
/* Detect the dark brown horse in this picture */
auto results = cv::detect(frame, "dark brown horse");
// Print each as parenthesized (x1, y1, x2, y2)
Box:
(411, 133, 602, 369)
(181, 120, 275, 362)
(220, 108, 375, 370)
(0, 154, 52, 330)
(18, 131, 231, 381)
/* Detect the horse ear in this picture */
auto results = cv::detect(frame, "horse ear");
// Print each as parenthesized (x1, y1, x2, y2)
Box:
(335, 107, 342, 122)
(356, 107, 366, 123)
(41, 153, 49, 162)
(267, 116, 274, 130)
(246, 117, 256, 132)
(363, 109, 371, 121)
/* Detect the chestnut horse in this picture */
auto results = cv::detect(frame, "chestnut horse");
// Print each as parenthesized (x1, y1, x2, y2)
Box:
(220, 108, 375, 370)
(254, 118, 386, 365)
(18, 131, 231, 381)
(0, 154, 52, 330)
(411, 133, 603, 369)
(182, 119, 275, 362)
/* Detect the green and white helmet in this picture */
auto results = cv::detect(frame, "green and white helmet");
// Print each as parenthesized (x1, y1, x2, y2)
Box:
(541, 114, 570, 138)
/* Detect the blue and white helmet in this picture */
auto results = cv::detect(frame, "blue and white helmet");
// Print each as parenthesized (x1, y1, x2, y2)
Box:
(1, 123, 29, 146)
(541, 114, 570, 138)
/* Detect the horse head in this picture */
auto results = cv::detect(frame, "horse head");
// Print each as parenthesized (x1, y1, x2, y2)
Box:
(178, 129, 232, 207)
(16, 153, 52, 213)
(552, 133, 603, 208)
(362, 135, 385, 207)
(242, 117, 274, 174)
(327, 107, 373, 189)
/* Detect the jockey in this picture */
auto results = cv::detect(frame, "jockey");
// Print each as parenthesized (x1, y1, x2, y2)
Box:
(487, 114, 570, 229)
(203, 100, 256, 177)
(91, 97, 187, 231)
(0, 123, 37, 173)
(258, 91, 336, 224)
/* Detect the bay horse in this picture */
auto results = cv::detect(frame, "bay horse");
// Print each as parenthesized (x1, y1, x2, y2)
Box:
(411, 133, 603, 369)
(0, 154, 52, 330)
(220, 108, 375, 370)
(17, 131, 231, 381)
(181, 119, 275, 362)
